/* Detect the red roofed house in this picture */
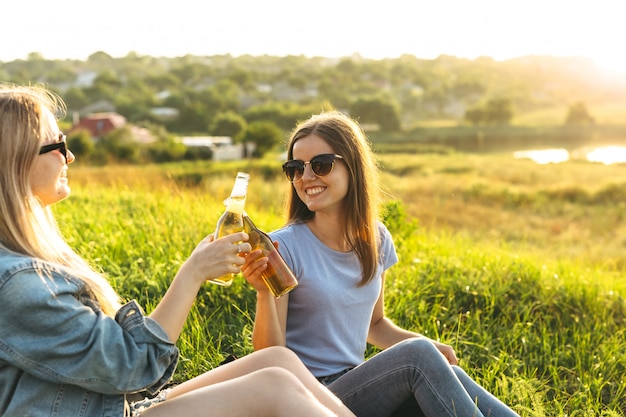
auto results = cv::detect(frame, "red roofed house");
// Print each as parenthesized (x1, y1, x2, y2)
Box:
(70, 112, 127, 139)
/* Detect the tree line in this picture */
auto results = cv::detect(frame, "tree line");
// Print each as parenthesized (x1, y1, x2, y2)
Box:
(1, 51, 619, 163)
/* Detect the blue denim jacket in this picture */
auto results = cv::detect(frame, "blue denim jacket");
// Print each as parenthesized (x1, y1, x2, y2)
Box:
(0, 249, 179, 416)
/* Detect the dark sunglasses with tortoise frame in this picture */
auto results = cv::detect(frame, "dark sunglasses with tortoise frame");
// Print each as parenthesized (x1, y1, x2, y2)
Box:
(282, 153, 344, 183)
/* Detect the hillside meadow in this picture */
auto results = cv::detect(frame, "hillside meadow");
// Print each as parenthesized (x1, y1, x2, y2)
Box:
(55, 151, 625, 416)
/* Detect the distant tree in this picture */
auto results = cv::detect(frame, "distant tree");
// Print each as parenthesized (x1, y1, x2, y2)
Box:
(184, 146, 213, 161)
(163, 88, 216, 134)
(464, 98, 513, 125)
(170, 62, 212, 84)
(244, 102, 313, 131)
(422, 84, 448, 115)
(46, 67, 76, 85)
(210, 111, 247, 141)
(287, 74, 308, 91)
(99, 126, 141, 163)
(350, 95, 402, 132)
(211, 79, 241, 112)
(377, 100, 402, 132)
(243, 121, 284, 157)
(87, 51, 114, 64)
(317, 75, 351, 109)
(451, 77, 486, 99)
(113, 78, 158, 123)
(565, 101, 595, 125)
(94, 70, 122, 90)
(67, 129, 95, 162)
(484, 98, 513, 125)
(146, 139, 187, 163)
(27, 52, 45, 61)
(464, 106, 485, 126)
(63, 87, 90, 111)
(143, 122, 171, 143)
(145, 73, 180, 91)
(226, 68, 255, 90)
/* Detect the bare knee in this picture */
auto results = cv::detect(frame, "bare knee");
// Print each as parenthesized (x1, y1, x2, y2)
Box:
(256, 367, 310, 399)
(265, 345, 299, 360)
(256, 345, 301, 365)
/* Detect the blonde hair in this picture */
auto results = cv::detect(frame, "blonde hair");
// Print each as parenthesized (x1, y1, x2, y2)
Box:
(0, 84, 121, 316)
(285, 111, 382, 285)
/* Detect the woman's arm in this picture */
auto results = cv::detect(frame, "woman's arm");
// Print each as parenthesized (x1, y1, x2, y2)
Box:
(242, 249, 289, 349)
(366, 272, 421, 349)
(0, 268, 176, 394)
(150, 232, 250, 343)
(367, 272, 459, 364)
(252, 291, 289, 349)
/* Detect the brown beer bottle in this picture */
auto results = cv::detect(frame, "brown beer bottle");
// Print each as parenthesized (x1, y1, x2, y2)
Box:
(211, 172, 250, 286)
(242, 213, 298, 298)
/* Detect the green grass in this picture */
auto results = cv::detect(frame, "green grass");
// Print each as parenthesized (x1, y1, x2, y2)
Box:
(56, 155, 626, 416)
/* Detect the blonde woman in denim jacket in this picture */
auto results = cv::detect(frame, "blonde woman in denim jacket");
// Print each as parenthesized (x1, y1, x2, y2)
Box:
(0, 85, 355, 417)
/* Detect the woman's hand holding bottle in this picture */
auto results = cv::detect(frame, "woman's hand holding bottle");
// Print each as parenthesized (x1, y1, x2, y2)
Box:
(211, 172, 250, 286)
(184, 232, 252, 285)
(241, 247, 273, 294)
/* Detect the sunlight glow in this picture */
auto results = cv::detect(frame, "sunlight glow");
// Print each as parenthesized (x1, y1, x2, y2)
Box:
(513, 149, 570, 164)
(515, 147, 626, 165)
(586, 146, 626, 165)
(2, 0, 626, 68)
(593, 54, 626, 76)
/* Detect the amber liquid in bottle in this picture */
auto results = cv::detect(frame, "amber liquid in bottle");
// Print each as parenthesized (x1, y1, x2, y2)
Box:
(243, 213, 298, 297)
(211, 172, 250, 286)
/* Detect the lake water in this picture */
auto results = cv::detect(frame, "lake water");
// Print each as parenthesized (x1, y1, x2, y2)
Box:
(513, 146, 626, 165)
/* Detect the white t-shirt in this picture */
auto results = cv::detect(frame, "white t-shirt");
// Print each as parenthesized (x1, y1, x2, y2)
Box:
(270, 222, 398, 377)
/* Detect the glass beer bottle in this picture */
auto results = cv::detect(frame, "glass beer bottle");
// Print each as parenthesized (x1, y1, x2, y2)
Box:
(211, 172, 250, 286)
(242, 212, 298, 298)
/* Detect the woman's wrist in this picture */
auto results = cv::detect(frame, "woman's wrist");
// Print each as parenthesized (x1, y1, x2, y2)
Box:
(256, 288, 273, 299)
(176, 260, 206, 289)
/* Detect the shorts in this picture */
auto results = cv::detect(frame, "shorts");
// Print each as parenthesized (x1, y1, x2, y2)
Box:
(128, 388, 171, 416)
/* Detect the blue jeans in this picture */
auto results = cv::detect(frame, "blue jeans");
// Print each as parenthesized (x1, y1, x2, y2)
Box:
(326, 338, 519, 417)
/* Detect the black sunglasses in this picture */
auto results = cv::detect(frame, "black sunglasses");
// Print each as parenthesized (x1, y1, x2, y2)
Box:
(282, 154, 344, 182)
(39, 132, 68, 163)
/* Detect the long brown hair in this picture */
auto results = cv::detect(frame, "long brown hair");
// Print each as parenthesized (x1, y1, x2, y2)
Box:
(0, 84, 121, 316)
(285, 111, 382, 285)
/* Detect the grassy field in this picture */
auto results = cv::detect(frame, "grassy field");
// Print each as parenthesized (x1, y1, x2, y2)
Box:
(56, 152, 626, 416)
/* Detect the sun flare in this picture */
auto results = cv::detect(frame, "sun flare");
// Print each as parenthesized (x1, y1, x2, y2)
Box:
(594, 54, 626, 76)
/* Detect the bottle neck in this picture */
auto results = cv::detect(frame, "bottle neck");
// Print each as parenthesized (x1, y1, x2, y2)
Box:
(242, 212, 256, 229)
(225, 196, 246, 215)
(230, 173, 250, 199)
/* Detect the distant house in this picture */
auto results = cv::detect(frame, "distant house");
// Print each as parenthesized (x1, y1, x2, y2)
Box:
(70, 112, 127, 139)
(180, 136, 233, 148)
(180, 136, 255, 161)
(149, 107, 179, 120)
(69, 112, 155, 144)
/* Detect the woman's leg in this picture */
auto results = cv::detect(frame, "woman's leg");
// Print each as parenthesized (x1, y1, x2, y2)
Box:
(142, 367, 345, 417)
(452, 365, 519, 417)
(388, 397, 425, 417)
(166, 346, 353, 417)
(328, 338, 517, 417)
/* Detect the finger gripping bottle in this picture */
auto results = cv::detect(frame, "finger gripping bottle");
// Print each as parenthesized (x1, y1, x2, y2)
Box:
(212, 172, 250, 286)
(243, 213, 298, 298)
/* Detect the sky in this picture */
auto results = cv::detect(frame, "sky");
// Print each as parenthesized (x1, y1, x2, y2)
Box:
(3, 0, 626, 75)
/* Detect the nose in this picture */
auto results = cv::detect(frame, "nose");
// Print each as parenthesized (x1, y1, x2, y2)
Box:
(301, 162, 317, 180)
(66, 149, 76, 164)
